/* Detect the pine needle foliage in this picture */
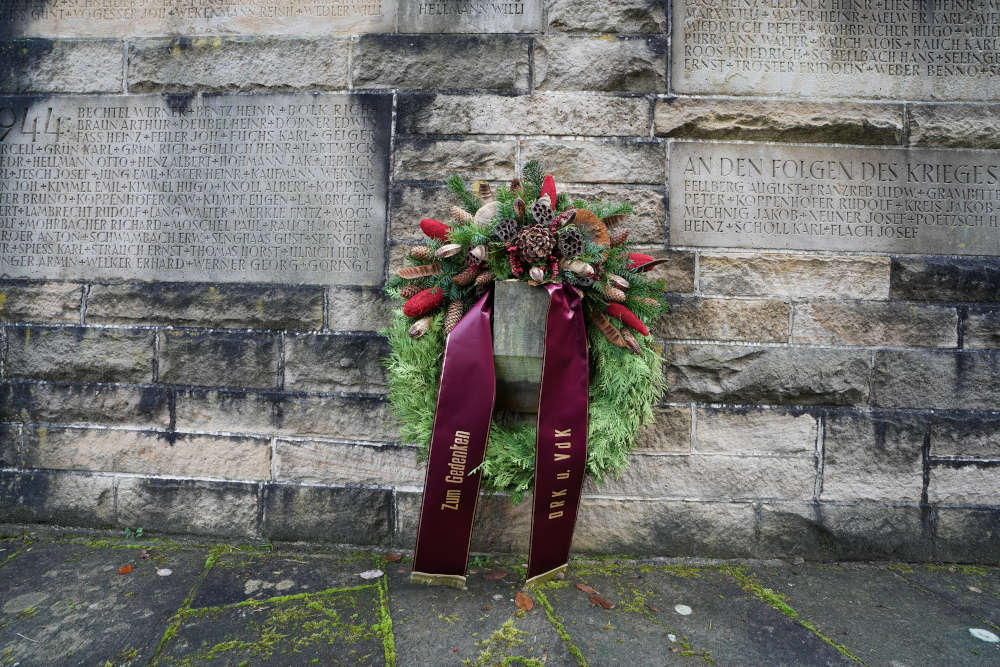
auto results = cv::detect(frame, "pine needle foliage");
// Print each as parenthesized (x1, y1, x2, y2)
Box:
(447, 175, 482, 215)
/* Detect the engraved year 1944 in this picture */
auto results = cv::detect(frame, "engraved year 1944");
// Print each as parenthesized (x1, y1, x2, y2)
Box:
(0, 107, 70, 142)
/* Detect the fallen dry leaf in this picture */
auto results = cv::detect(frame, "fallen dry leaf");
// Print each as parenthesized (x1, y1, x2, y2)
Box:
(484, 569, 508, 581)
(118, 565, 133, 575)
(589, 595, 615, 609)
(383, 553, 403, 562)
(484, 605, 493, 611)
(575, 583, 598, 595)
(646, 603, 659, 612)
(515, 592, 534, 611)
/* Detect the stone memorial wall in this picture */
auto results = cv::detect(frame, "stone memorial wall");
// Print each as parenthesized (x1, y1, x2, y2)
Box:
(0, 0, 997, 564)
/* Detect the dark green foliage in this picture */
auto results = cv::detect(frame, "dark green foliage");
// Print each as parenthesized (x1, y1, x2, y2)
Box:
(520, 161, 545, 202)
(446, 175, 481, 215)
(570, 199, 634, 219)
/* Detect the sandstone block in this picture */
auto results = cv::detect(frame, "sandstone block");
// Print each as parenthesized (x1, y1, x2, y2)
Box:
(0, 39, 123, 93)
(966, 308, 1000, 350)
(873, 349, 1000, 410)
(396, 92, 649, 136)
(274, 440, 422, 487)
(929, 465, 1000, 504)
(87, 283, 323, 330)
(390, 182, 456, 243)
(394, 491, 533, 554)
(698, 254, 891, 300)
(909, 104, 1000, 148)
(791, 302, 958, 347)
(263, 483, 391, 545)
(6, 326, 154, 383)
(128, 37, 350, 92)
(0, 382, 170, 428)
(655, 98, 903, 144)
(284, 333, 388, 393)
(929, 413, 1000, 458)
(533, 35, 666, 92)
(890, 256, 1000, 303)
(561, 185, 665, 243)
(635, 249, 696, 293)
(0, 424, 21, 468)
(520, 138, 664, 184)
(665, 344, 871, 406)
(328, 286, 394, 332)
(821, 411, 926, 502)
(655, 297, 789, 343)
(935, 508, 1000, 563)
(0, 469, 116, 528)
(158, 330, 278, 389)
(352, 35, 529, 91)
(117, 477, 260, 538)
(695, 408, 817, 456)
(392, 138, 516, 181)
(547, 0, 666, 33)
(634, 405, 692, 452)
(0, 282, 82, 323)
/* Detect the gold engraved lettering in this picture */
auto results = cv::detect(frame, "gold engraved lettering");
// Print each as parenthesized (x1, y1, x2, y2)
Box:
(441, 488, 461, 511)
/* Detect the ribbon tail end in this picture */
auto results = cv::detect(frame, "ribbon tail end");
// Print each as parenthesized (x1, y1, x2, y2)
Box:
(525, 564, 567, 588)
(410, 571, 467, 590)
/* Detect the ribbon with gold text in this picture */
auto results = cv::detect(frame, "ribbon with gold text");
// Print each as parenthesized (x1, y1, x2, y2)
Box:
(411, 291, 495, 589)
(526, 283, 589, 584)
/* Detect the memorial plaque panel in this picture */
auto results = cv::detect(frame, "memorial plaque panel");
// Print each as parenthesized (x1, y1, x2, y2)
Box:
(398, 1, 542, 33)
(0, 92, 390, 286)
(669, 141, 1000, 256)
(2, 0, 394, 38)
(673, 0, 1000, 100)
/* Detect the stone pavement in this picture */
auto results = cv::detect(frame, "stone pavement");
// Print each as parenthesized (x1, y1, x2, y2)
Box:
(1, 524, 998, 666)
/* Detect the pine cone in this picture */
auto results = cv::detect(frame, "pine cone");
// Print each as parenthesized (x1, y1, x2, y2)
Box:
(621, 329, 642, 355)
(610, 227, 630, 247)
(452, 267, 477, 287)
(558, 226, 583, 258)
(444, 299, 465, 334)
(531, 196, 554, 225)
(495, 218, 519, 245)
(513, 198, 527, 222)
(451, 206, 474, 223)
(517, 225, 555, 264)
(399, 283, 422, 299)
(409, 245, 434, 262)
(475, 271, 496, 286)
(638, 296, 661, 309)
(510, 177, 521, 192)
(601, 283, 627, 302)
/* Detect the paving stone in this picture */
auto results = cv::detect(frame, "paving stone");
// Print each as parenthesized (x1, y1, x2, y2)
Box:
(892, 564, 1000, 628)
(0, 542, 206, 666)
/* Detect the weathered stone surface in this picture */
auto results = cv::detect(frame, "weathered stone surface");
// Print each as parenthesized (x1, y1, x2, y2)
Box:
(0, 424, 21, 468)
(0, 382, 170, 428)
(929, 413, 1000, 458)
(6, 326, 154, 383)
(117, 477, 259, 538)
(397, 0, 543, 33)
(262, 483, 390, 545)
(909, 104, 1000, 148)
(561, 185, 665, 243)
(936, 508, 1000, 563)
(821, 411, 926, 502)
(533, 35, 666, 92)
(87, 283, 324, 330)
(128, 37, 350, 92)
(655, 98, 904, 144)
(635, 405, 691, 452)
(273, 440, 421, 486)
(695, 407, 817, 456)
(0, 282, 82, 323)
(547, 0, 666, 33)
(655, 296, 790, 342)
(394, 491, 533, 553)
(22, 427, 269, 481)
(520, 138, 663, 184)
(966, 308, 1000, 350)
(699, 254, 891, 300)
(0, 39, 123, 93)
(583, 453, 816, 500)
(284, 333, 388, 393)
(636, 248, 696, 293)
(665, 344, 871, 406)
(390, 182, 456, 243)
(929, 465, 1000, 504)
(396, 92, 649, 136)
(328, 286, 394, 332)
(392, 138, 516, 181)
(792, 302, 958, 347)
(353, 35, 529, 91)
(758, 502, 931, 561)
(0, 469, 115, 528)
(890, 256, 1000, 303)
(873, 349, 1000, 410)
(158, 331, 278, 389)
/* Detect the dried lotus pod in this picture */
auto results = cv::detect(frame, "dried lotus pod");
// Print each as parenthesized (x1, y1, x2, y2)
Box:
(608, 274, 630, 290)
(557, 226, 584, 259)
(529, 266, 545, 282)
(398, 264, 442, 279)
(621, 329, 642, 355)
(560, 258, 595, 277)
(513, 198, 527, 222)
(494, 219, 519, 245)
(409, 245, 434, 262)
(452, 267, 478, 287)
(399, 283, 422, 299)
(478, 182, 494, 202)
(475, 271, 495, 286)
(408, 316, 434, 338)
(451, 205, 474, 222)
(434, 243, 463, 259)
(603, 214, 628, 228)
(609, 227, 630, 247)
(530, 195, 554, 225)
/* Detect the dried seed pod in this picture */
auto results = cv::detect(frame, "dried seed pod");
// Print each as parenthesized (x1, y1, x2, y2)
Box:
(452, 267, 478, 287)
(609, 227, 630, 247)
(513, 198, 527, 222)
(475, 271, 496, 286)
(572, 209, 610, 245)
(478, 182, 494, 202)
(575, 275, 595, 287)
(494, 219, 519, 245)
(621, 329, 642, 355)
(560, 259, 595, 277)
(603, 214, 628, 228)
(469, 245, 487, 262)
(529, 266, 545, 282)
(510, 176, 521, 192)
(451, 206, 474, 222)
(557, 226, 584, 259)
(408, 316, 434, 339)
(530, 195, 554, 225)
(608, 274, 630, 290)
(409, 245, 434, 262)
(397, 264, 442, 279)
(434, 243, 463, 259)
(589, 311, 626, 348)
(474, 200, 500, 225)
(399, 284, 422, 299)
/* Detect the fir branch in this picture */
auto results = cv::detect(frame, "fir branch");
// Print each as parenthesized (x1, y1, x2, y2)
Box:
(446, 174, 482, 215)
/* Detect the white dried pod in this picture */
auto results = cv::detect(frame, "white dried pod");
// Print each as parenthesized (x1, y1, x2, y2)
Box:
(608, 274, 630, 290)
(529, 266, 545, 282)
(470, 245, 488, 262)
(474, 200, 500, 224)
(451, 205, 474, 222)
(434, 243, 463, 258)
(560, 259, 595, 277)
(408, 316, 434, 339)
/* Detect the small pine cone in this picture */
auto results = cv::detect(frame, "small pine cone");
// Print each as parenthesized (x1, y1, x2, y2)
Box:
(494, 218, 519, 245)
(452, 267, 477, 287)
(610, 227, 630, 247)
(621, 329, 642, 355)
(601, 284, 627, 303)
(475, 271, 495, 286)
(444, 299, 465, 334)
(510, 176, 521, 192)
(557, 226, 584, 258)
(399, 283, 422, 299)
(530, 196, 554, 225)
(451, 205, 474, 223)
(517, 225, 556, 264)
(409, 245, 434, 262)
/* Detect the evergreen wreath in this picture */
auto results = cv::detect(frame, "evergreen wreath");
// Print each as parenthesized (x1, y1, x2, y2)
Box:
(383, 162, 668, 502)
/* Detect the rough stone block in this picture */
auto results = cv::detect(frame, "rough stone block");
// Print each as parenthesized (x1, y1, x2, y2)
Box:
(328, 286, 394, 332)
(791, 302, 958, 347)
(890, 256, 1000, 303)
(128, 37, 350, 92)
(655, 98, 904, 144)
(935, 508, 1000, 563)
(6, 326, 154, 383)
(583, 453, 816, 500)
(117, 477, 260, 538)
(758, 502, 931, 561)
(909, 104, 1000, 148)
(695, 408, 817, 456)
(22, 426, 269, 481)
(665, 344, 871, 406)
(929, 413, 1000, 458)
(547, 0, 666, 33)
(158, 330, 278, 389)
(394, 490, 534, 554)
(273, 440, 422, 487)
(655, 297, 790, 343)
(966, 308, 1000, 350)
(561, 185, 665, 243)
(396, 92, 649, 136)
(0, 469, 115, 528)
(283, 333, 389, 393)
(698, 254, 891, 300)
(392, 138, 516, 181)
(533, 35, 666, 92)
(352, 35, 529, 91)
(873, 349, 1000, 410)
(929, 465, 1000, 504)
(0, 423, 21, 468)
(821, 411, 926, 502)
(86, 283, 324, 330)
(636, 249, 696, 293)
(520, 138, 664, 184)
(262, 483, 390, 545)
(0, 39, 123, 93)
(635, 406, 691, 452)
(390, 182, 456, 243)
(0, 382, 170, 428)
(0, 282, 82, 323)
